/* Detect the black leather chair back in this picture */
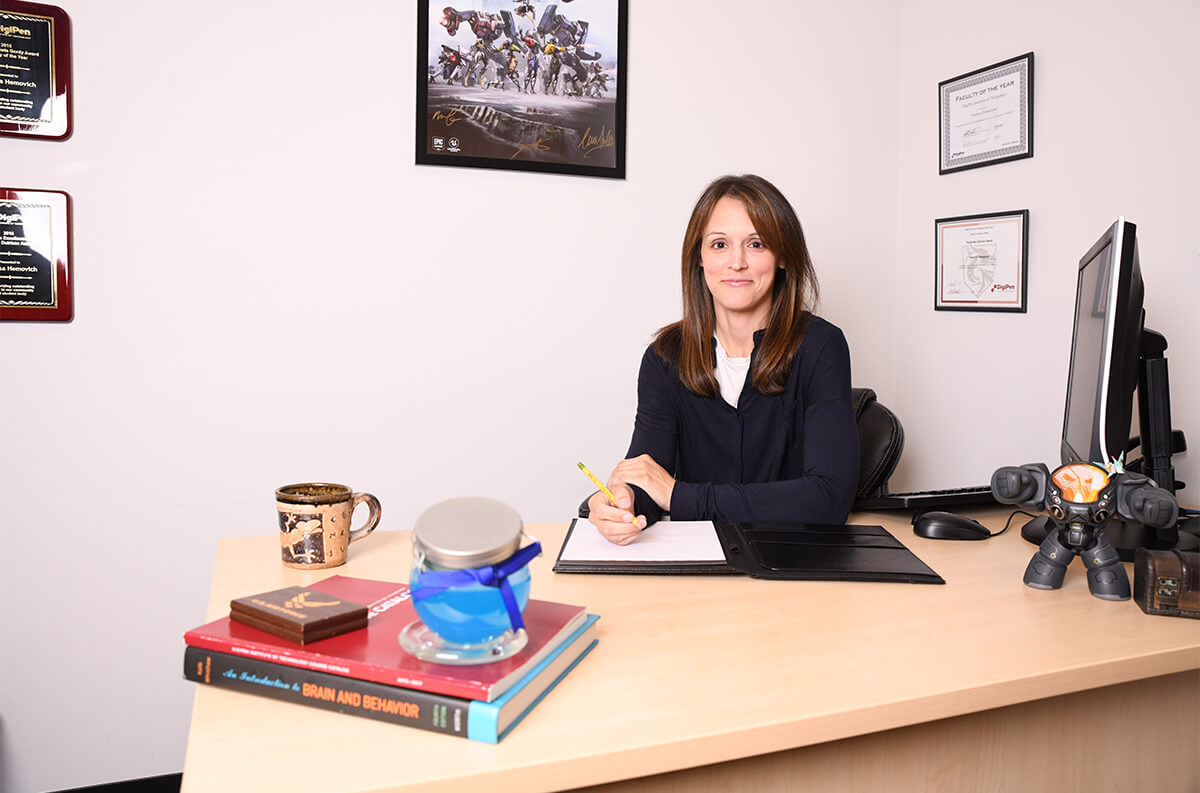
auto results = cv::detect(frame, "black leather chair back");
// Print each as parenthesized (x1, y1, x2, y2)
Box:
(852, 388, 904, 498)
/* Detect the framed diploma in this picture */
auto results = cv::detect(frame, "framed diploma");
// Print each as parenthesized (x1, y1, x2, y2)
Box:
(416, 0, 628, 178)
(935, 210, 1028, 313)
(0, 0, 72, 140)
(939, 52, 1032, 174)
(0, 187, 72, 321)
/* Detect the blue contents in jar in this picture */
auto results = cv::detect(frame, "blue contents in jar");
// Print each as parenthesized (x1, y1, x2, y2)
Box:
(411, 563, 532, 646)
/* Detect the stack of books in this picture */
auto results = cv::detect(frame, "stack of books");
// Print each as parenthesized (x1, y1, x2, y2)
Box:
(183, 575, 597, 743)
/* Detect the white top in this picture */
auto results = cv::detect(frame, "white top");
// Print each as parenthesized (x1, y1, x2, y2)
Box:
(714, 336, 751, 408)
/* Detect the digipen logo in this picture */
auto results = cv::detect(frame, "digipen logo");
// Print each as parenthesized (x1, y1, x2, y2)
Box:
(991, 283, 1016, 293)
(448, 137, 462, 153)
(432, 137, 445, 151)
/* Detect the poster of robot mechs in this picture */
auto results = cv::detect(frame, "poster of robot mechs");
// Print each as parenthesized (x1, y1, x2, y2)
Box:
(416, 1, 627, 178)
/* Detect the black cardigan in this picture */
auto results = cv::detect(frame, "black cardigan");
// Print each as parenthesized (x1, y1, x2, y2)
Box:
(627, 315, 859, 528)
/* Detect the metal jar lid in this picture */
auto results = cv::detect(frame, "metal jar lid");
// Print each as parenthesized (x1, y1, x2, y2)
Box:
(412, 497, 524, 570)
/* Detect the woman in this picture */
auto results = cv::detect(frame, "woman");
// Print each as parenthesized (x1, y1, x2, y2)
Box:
(588, 174, 859, 545)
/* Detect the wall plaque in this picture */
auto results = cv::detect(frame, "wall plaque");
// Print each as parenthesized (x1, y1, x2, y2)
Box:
(0, 0, 71, 140)
(0, 187, 72, 321)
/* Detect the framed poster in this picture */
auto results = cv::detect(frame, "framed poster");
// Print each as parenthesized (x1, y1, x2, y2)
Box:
(0, 0, 72, 140)
(938, 52, 1032, 174)
(934, 210, 1028, 313)
(0, 187, 72, 321)
(416, 1, 627, 178)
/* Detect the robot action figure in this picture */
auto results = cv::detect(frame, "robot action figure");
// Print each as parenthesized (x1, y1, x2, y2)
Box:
(991, 461, 1178, 600)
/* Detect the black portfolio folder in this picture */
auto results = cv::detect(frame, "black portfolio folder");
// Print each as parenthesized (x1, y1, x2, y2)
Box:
(553, 520, 944, 584)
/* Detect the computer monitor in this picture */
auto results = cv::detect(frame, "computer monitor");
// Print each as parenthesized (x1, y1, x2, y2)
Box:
(1061, 217, 1144, 468)
(1054, 217, 1190, 558)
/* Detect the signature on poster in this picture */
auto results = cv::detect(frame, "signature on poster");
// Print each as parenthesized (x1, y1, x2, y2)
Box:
(512, 137, 552, 159)
(432, 108, 465, 126)
(578, 125, 614, 159)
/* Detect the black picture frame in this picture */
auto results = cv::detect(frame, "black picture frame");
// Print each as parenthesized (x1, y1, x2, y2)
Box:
(416, 1, 628, 178)
(934, 210, 1029, 313)
(939, 52, 1033, 175)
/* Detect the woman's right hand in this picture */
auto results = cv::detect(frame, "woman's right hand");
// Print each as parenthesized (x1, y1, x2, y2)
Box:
(586, 484, 644, 546)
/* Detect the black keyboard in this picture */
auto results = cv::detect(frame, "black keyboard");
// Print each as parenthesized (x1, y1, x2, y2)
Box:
(854, 485, 997, 511)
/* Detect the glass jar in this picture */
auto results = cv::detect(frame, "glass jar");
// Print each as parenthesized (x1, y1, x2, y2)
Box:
(400, 497, 540, 665)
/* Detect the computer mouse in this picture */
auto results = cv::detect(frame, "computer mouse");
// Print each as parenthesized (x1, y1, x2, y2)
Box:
(912, 511, 992, 540)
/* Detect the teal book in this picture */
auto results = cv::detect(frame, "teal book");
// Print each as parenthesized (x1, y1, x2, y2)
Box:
(185, 614, 599, 743)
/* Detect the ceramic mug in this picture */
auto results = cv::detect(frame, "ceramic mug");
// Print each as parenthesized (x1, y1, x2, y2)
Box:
(276, 483, 381, 569)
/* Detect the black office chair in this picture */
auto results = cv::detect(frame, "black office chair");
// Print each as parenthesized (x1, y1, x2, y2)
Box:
(852, 387, 905, 499)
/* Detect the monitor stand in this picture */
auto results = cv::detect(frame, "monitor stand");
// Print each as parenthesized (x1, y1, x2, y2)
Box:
(1020, 516, 1052, 546)
(1178, 515, 1200, 549)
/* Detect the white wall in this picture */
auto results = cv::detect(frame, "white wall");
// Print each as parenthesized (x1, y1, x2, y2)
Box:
(2, 2, 1196, 790)
(0, 2, 903, 790)
(888, 0, 1200, 492)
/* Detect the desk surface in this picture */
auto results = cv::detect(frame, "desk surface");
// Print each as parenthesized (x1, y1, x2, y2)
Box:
(181, 509, 1200, 793)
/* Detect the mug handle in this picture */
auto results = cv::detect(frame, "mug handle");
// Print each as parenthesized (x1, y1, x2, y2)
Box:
(349, 492, 382, 543)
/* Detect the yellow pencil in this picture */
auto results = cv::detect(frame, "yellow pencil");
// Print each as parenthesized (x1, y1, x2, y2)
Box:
(577, 461, 619, 507)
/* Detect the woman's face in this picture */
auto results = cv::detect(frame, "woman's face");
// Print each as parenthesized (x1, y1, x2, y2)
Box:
(699, 196, 778, 326)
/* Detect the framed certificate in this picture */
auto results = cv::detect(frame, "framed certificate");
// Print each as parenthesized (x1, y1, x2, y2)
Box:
(0, 187, 72, 321)
(939, 52, 1032, 174)
(934, 210, 1028, 313)
(0, 1, 72, 140)
(416, 0, 628, 178)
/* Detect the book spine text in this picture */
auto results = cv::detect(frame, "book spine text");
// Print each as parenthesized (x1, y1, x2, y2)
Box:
(184, 646, 474, 738)
(182, 632, 487, 701)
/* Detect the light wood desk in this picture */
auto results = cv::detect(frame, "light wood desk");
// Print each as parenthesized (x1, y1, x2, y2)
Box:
(182, 509, 1199, 792)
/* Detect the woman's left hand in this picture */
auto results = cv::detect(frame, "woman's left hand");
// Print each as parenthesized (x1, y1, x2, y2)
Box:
(609, 454, 676, 512)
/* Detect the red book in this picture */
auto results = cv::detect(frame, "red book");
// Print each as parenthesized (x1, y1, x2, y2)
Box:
(184, 575, 588, 702)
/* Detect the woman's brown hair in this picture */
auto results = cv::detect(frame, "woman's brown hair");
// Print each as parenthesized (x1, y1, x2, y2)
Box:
(653, 174, 820, 397)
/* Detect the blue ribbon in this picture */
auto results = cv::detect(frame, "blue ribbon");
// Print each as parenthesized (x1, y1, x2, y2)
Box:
(411, 542, 542, 632)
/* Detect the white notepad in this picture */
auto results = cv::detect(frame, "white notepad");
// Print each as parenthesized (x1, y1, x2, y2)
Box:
(557, 519, 726, 563)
